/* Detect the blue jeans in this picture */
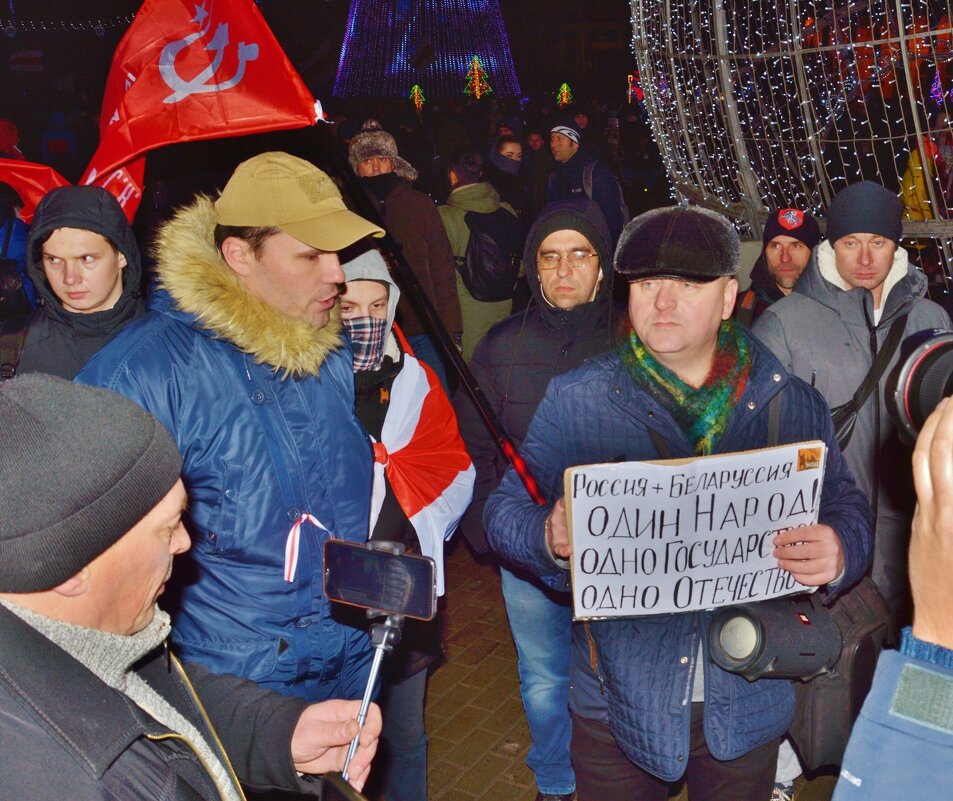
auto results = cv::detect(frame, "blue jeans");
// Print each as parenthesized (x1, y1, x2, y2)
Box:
(501, 566, 575, 796)
(378, 668, 428, 801)
(406, 333, 450, 395)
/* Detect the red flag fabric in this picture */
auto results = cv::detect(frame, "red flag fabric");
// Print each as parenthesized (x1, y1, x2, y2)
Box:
(89, 157, 146, 223)
(370, 329, 475, 596)
(82, 0, 317, 186)
(0, 159, 70, 223)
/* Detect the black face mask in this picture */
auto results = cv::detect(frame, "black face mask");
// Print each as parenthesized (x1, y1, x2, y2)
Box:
(360, 172, 402, 200)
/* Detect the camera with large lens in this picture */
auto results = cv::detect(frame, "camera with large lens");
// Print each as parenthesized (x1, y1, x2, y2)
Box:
(887, 329, 953, 443)
(708, 592, 842, 681)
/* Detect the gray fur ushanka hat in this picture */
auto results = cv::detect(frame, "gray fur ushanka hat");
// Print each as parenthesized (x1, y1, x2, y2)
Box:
(614, 205, 740, 281)
(348, 120, 419, 182)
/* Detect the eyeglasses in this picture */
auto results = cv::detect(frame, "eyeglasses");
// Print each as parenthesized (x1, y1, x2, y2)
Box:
(537, 250, 599, 270)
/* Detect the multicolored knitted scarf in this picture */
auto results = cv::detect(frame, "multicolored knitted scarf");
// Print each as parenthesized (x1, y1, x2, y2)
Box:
(620, 320, 751, 455)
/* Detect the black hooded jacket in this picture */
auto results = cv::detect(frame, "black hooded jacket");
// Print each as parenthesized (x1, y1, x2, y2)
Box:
(15, 186, 144, 379)
(454, 199, 621, 552)
(734, 253, 784, 325)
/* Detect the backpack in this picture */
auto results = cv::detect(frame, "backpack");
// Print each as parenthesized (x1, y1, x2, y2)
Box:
(582, 161, 629, 228)
(457, 207, 524, 303)
(0, 218, 32, 321)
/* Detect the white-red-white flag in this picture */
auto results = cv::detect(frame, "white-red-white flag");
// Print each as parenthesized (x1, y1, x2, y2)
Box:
(370, 338, 475, 596)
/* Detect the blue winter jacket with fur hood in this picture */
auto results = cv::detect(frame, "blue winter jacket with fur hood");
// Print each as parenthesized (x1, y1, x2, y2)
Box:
(77, 196, 374, 703)
(485, 332, 874, 780)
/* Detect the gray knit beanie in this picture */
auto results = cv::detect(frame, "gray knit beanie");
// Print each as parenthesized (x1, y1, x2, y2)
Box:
(825, 181, 903, 245)
(348, 121, 419, 182)
(0, 375, 182, 593)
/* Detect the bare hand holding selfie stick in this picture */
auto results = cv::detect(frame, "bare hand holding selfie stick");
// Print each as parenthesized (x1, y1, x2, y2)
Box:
(323, 539, 437, 782)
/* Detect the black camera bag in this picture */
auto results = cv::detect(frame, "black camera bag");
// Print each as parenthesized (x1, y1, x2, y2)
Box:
(789, 576, 888, 769)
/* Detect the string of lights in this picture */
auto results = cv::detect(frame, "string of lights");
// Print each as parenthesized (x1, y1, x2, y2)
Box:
(630, 0, 953, 266)
(1, 0, 135, 37)
(333, 0, 521, 98)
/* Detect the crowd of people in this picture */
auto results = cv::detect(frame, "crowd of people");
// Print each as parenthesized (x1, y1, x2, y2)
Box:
(2, 96, 953, 801)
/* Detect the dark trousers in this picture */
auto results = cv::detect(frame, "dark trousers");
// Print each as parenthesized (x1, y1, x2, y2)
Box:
(572, 704, 781, 801)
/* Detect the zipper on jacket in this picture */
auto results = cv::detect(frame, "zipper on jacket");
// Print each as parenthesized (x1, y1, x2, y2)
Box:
(164, 654, 248, 801)
(582, 621, 606, 695)
(867, 324, 882, 520)
(145, 732, 239, 801)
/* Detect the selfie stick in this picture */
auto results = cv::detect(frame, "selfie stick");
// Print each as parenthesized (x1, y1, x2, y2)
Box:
(341, 612, 402, 781)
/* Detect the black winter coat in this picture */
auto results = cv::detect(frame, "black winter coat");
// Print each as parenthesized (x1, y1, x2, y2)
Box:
(547, 150, 626, 248)
(14, 185, 144, 379)
(0, 604, 317, 800)
(454, 199, 621, 552)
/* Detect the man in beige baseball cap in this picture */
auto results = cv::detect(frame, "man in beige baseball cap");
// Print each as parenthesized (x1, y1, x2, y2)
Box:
(77, 153, 388, 708)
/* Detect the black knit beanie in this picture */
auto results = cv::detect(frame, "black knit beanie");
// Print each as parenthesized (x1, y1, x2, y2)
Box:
(825, 181, 903, 245)
(762, 208, 821, 251)
(0, 375, 182, 592)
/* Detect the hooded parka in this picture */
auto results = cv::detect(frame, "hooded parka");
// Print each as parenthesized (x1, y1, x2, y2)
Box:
(454, 199, 619, 552)
(16, 185, 144, 379)
(753, 242, 951, 620)
(77, 196, 374, 702)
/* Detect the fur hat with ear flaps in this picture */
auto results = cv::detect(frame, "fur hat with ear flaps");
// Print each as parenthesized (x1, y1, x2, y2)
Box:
(348, 121, 419, 182)
(614, 205, 740, 282)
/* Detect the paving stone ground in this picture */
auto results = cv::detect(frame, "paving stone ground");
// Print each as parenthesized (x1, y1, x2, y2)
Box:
(418, 539, 835, 801)
(426, 539, 537, 801)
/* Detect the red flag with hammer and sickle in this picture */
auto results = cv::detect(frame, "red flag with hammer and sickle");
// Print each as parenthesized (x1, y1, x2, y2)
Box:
(81, 0, 318, 219)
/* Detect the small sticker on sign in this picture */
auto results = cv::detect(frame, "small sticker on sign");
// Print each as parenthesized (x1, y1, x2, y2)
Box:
(797, 447, 822, 471)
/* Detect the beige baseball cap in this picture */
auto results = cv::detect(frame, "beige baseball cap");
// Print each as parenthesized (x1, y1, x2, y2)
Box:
(213, 152, 384, 251)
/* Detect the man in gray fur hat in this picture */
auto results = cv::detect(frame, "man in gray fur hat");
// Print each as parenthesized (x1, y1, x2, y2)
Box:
(485, 206, 873, 801)
(754, 180, 951, 638)
(0, 375, 380, 799)
(349, 121, 461, 390)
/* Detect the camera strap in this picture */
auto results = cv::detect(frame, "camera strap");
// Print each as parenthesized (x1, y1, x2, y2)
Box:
(849, 314, 908, 414)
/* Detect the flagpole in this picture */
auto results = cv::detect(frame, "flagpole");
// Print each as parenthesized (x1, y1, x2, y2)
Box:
(319, 124, 545, 507)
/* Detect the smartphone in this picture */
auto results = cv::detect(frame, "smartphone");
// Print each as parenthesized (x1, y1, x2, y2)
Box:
(323, 540, 437, 621)
(318, 772, 369, 801)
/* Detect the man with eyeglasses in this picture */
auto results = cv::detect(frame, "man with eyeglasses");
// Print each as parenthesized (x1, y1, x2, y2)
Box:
(485, 206, 872, 801)
(455, 199, 621, 801)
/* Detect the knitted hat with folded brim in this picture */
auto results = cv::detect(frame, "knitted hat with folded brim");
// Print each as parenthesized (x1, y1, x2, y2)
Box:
(348, 128, 419, 182)
(824, 180, 903, 245)
(762, 208, 822, 251)
(0, 375, 183, 593)
(614, 205, 740, 281)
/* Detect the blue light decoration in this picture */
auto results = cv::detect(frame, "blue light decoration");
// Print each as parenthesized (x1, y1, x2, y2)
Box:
(333, 0, 521, 98)
(932, 67, 944, 107)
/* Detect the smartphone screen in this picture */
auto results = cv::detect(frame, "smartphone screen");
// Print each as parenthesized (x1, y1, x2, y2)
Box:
(323, 540, 437, 620)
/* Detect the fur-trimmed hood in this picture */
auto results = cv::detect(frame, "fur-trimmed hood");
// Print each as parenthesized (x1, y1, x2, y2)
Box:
(152, 195, 344, 377)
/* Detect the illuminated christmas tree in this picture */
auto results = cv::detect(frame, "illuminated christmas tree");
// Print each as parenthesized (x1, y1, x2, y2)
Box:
(463, 56, 492, 99)
(410, 84, 426, 111)
(556, 82, 573, 107)
(334, 0, 521, 98)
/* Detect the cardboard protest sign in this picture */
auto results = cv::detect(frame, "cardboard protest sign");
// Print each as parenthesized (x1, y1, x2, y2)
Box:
(564, 442, 825, 619)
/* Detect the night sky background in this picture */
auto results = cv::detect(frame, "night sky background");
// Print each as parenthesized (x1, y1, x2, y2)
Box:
(0, 0, 636, 111)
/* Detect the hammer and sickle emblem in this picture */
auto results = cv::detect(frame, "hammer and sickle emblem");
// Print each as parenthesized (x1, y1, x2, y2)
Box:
(159, 4, 259, 104)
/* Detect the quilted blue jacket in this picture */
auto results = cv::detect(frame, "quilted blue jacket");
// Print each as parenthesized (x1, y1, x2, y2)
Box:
(485, 333, 874, 780)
